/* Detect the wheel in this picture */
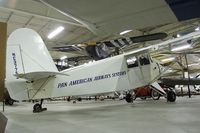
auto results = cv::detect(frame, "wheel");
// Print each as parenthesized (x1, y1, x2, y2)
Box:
(33, 103, 42, 113)
(67, 97, 71, 102)
(77, 97, 82, 101)
(99, 96, 105, 101)
(8, 99, 14, 105)
(151, 90, 160, 100)
(125, 93, 133, 103)
(167, 91, 176, 102)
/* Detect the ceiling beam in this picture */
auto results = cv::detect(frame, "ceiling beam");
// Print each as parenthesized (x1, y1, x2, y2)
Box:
(6, 11, 13, 23)
(23, 16, 34, 28)
(0, 6, 84, 27)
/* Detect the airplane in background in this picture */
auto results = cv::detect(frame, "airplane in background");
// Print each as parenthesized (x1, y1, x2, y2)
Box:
(5, 28, 200, 113)
(53, 32, 167, 60)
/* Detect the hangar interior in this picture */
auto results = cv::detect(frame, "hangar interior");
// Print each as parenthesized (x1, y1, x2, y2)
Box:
(1, 0, 200, 133)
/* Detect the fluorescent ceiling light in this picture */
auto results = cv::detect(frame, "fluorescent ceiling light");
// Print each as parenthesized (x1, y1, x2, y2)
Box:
(188, 63, 199, 67)
(161, 57, 175, 62)
(48, 26, 64, 39)
(184, 72, 189, 78)
(166, 69, 173, 73)
(195, 27, 200, 31)
(176, 34, 180, 38)
(60, 56, 67, 60)
(171, 44, 192, 52)
(120, 30, 132, 35)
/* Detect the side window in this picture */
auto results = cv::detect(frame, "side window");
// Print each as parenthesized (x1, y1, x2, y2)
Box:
(139, 55, 150, 66)
(127, 56, 138, 68)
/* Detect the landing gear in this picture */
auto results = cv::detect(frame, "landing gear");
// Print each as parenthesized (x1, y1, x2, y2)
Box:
(5, 99, 14, 105)
(33, 99, 47, 113)
(125, 93, 133, 103)
(167, 90, 176, 102)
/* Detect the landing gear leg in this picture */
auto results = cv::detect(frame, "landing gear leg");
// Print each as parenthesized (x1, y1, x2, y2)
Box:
(33, 99, 47, 113)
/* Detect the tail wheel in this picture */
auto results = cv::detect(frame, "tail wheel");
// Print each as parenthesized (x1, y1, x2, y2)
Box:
(5, 99, 14, 105)
(8, 99, 14, 105)
(125, 93, 133, 103)
(167, 91, 176, 102)
(151, 90, 160, 100)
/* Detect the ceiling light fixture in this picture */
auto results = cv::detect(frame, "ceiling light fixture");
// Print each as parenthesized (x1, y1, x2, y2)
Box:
(176, 34, 180, 38)
(48, 26, 64, 39)
(120, 30, 132, 35)
(161, 57, 175, 62)
(171, 44, 192, 52)
(188, 63, 199, 67)
(195, 27, 200, 31)
(60, 55, 67, 60)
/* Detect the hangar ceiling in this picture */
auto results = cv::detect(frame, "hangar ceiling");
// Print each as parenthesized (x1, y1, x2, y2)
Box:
(0, 0, 200, 77)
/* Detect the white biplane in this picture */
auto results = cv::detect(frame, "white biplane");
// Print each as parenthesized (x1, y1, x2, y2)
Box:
(5, 28, 200, 112)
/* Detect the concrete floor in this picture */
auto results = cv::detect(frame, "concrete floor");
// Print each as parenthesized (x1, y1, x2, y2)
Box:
(1, 96, 200, 133)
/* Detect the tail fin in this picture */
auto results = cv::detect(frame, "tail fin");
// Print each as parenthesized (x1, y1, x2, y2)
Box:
(5, 28, 58, 100)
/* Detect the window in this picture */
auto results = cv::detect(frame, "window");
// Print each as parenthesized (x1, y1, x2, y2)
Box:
(139, 55, 150, 66)
(127, 56, 138, 68)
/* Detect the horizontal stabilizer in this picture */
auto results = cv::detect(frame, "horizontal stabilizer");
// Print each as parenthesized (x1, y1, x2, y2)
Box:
(15, 71, 69, 81)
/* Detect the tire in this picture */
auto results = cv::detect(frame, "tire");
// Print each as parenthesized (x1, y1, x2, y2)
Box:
(125, 93, 133, 103)
(33, 103, 42, 113)
(151, 90, 160, 100)
(77, 97, 82, 102)
(67, 97, 71, 102)
(8, 99, 14, 105)
(167, 91, 176, 102)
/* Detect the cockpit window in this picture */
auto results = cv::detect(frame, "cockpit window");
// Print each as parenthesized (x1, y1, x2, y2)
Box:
(139, 55, 150, 65)
(127, 56, 138, 68)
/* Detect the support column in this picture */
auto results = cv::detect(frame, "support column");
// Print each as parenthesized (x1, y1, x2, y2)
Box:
(0, 22, 7, 102)
(184, 53, 191, 98)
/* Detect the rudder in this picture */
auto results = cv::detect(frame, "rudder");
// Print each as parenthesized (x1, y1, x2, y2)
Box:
(5, 28, 58, 100)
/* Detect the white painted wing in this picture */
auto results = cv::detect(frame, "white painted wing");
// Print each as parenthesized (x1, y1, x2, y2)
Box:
(15, 71, 69, 81)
